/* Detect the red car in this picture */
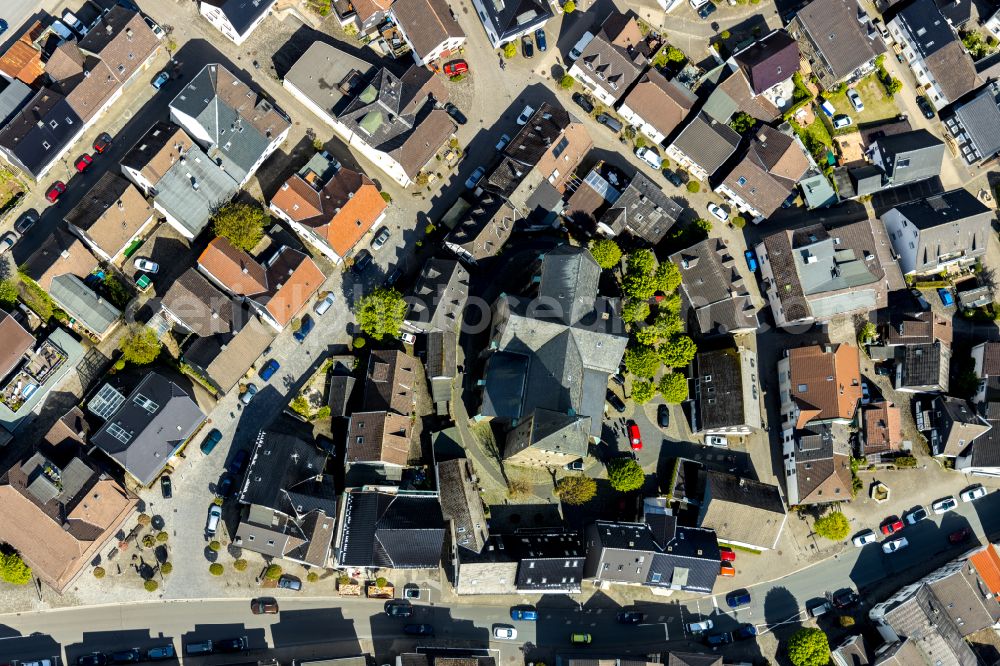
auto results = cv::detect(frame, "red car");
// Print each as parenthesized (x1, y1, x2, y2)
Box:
(75, 154, 93, 172)
(627, 423, 642, 451)
(881, 519, 904, 535)
(949, 527, 972, 544)
(720, 547, 736, 562)
(93, 132, 113, 154)
(443, 59, 468, 77)
(45, 181, 66, 203)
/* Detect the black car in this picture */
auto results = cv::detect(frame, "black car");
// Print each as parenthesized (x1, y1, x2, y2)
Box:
(385, 600, 414, 617)
(444, 102, 467, 125)
(215, 636, 248, 653)
(385, 267, 402, 286)
(403, 624, 435, 636)
(293, 314, 314, 342)
(662, 169, 684, 187)
(77, 655, 108, 666)
(875, 364, 893, 376)
(698, 1, 717, 18)
(228, 450, 249, 476)
(216, 474, 234, 499)
(916, 95, 935, 119)
(14, 210, 37, 235)
(110, 649, 142, 664)
(595, 113, 623, 133)
(831, 589, 860, 609)
(704, 631, 732, 646)
(611, 373, 626, 387)
(521, 34, 534, 58)
(353, 249, 374, 273)
(657, 404, 670, 428)
(734, 624, 758, 640)
(606, 390, 626, 413)
(572, 92, 594, 114)
(160, 474, 172, 499)
(617, 610, 645, 624)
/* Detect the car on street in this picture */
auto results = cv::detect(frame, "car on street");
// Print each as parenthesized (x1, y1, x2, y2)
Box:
(46, 181, 67, 203)
(294, 314, 315, 342)
(707, 202, 728, 222)
(521, 34, 534, 58)
(352, 249, 373, 274)
(278, 574, 302, 591)
(240, 383, 258, 405)
(465, 166, 486, 190)
(15, 211, 37, 234)
(0, 232, 16, 255)
(401, 331, 416, 344)
(726, 589, 751, 608)
(932, 497, 957, 514)
(404, 624, 435, 636)
(78, 654, 107, 666)
(735, 624, 758, 640)
(109, 649, 142, 664)
(949, 527, 973, 544)
(938, 287, 954, 306)
(861, 380, 871, 404)
(720, 547, 735, 562)
(0, 20, 7, 37)
(685, 619, 713, 633)
(535, 28, 547, 51)
(314, 291, 336, 315)
(146, 645, 175, 660)
(698, 1, 717, 18)
(510, 606, 538, 621)
(385, 600, 413, 617)
(635, 146, 662, 169)
(617, 610, 644, 624)
(720, 563, 735, 576)
(205, 504, 222, 536)
(916, 95, 935, 119)
(444, 102, 466, 125)
(606, 390, 626, 413)
(883, 536, 909, 554)
(442, 60, 468, 77)
(201, 429, 223, 454)
(663, 169, 684, 187)
(569, 31, 595, 60)
(627, 422, 643, 450)
(572, 92, 594, 114)
(881, 518, 904, 535)
(160, 474, 172, 499)
(961, 484, 988, 502)
(517, 105, 535, 125)
(493, 626, 517, 639)
(831, 589, 860, 609)
(705, 435, 728, 447)
(704, 631, 732, 646)
(744, 250, 758, 272)
(152, 71, 170, 89)
(215, 636, 248, 653)
(371, 225, 391, 249)
(847, 88, 864, 112)
(75, 154, 93, 172)
(657, 404, 670, 428)
(852, 529, 877, 547)
(134, 258, 159, 273)
(596, 113, 623, 132)
(93, 132, 113, 154)
(495, 133, 511, 151)
(833, 114, 853, 128)
(905, 507, 927, 524)
(251, 597, 279, 614)
(570, 633, 592, 644)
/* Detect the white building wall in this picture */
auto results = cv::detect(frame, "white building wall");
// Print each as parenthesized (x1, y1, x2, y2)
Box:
(155, 200, 195, 240)
(567, 64, 616, 107)
(170, 106, 214, 147)
(199, 2, 273, 45)
(268, 202, 343, 263)
(617, 103, 665, 144)
(714, 182, 763, 221)
(664, 144, 708, 181)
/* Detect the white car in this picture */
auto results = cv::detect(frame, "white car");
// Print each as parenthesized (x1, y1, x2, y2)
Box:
(847, 88, 864, 112)
(833, 114, 853, 129)
(134, 258, 159, 273)
(852, 529, 877, 547)
(882, 537, 908, 554)
(707, 203, 729, 222)
(705, 435, 728, 447)
(493, 626, 517, 640)
(961, 484, 988, 502)
(685, 619, 713, 633)
(517, 105, 536, 125)
(206, 504, 222, 536)
(932, 497, 957, 514)
(0, 232, 16, 255)
(401, 332, 417, 344)
(635, 147, 662, 170)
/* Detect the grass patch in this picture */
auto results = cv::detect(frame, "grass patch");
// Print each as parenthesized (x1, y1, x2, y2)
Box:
(825, 73, 901, 124)
(718, 542, 763, 555)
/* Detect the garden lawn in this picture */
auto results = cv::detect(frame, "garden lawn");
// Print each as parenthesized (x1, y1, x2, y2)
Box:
(826, 73, 901, 125)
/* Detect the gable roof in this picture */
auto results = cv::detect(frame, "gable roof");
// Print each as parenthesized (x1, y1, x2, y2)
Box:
(0, 87, 83, 178)
(64, 172, 153, 259)
(184, 314, 275, 393)
(198, 237, 268, 293)
(793, 0, 882, 83)
(258, 247, 325, 328)
(893, 0, 980, 103)
(669, 112, 741, 177)
(788, 344, 862, 426)
(363, 349, 418, 415)
(889, 187, 991, 229)
(406, 258, 470, 332)
(121, 121, 196, 188)
(873, 129, 945, 185)
(161, 268, 236, 338)
(445, 193, 518, 262)
(48, 274, 122, 337)
(200, 0, 277, 35)
(794, 424, 853, 503)
(338, 490, 445, 568)
(948, 81, 1000, 163)
(969, 544, 1000, 597)
(722, 125, 809, 217)
(21, 228, 99, 291)
(861, 401, 903, 457)
(0, 310, 34, 382)
(884, 310, 952, 347)
(699, 472, 786, 549)
(347, 411, 411, 466)
(479, 0, 552, 41)
(575, 13, 650, 103)
(704, 66, 780, 124)
(733, 29, 799, 95)
(670, 238, 758, 335)
(693, 348, 748, 431)
(598, 170, 682, 244)
(436, 458, 488, 554)
(391, 0, 465, 60)
(621, 71, 696, 139)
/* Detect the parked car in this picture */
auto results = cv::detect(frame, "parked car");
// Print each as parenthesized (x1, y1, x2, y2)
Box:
(535, 28, 547, 51)
(617, 610, 644, 624)
(109, 649, 142, 664)
(143, 15, 164, 36)
(961, 484, 988, 502)
(0, 232, 16, 255)
(704, 631, 732, 646)
(75, 154, 93, 172)
(146, 645, 176, 660)
(216, 474, 234, 499)
(744, 250, 758, 272)
(949, 527, 973, 544)
(882, 536, 909, 553)
(160, 474, 172, 499)
(861, 380, 871, 404)
(215, 636, 248, 653)
(685, 619, 713, 633)
(572, 92, 594, 114)
(875, 364, 893, 377)
(697, 1, 717, 18)
(404, 624, 435, 636)
(932, 497, 957, 514)
(720, 547, 735, 562)
(847, 88, 864, 112)
(77, 654, 107, 666)
(627, 423, 643, 451)
(385, 600, 413, 617)
(185, 641, 213, 656)
(657, 404, 670, 428)
(807, 600, 831, 618)
(852, 529, 877, 547)
(720, 564, 735, 576)
(401, 332, 416, 344)
(352, 249, 373, 274)
(707, 202, 728, 222)
(881, 518, 904, 535)
(240, 383, 258, 405)
(521, 33, 534, 58)
(134, 258, 159, 273)
(93, 132, 113, 154)
(278, 575, 302, 591)
(205, 504, 222, 536)
(937, 287, 954, 306)
(493, 626, 517, 639)
(569, 31, 595, 60)
(315, 293, 336, 315)
(517, 105, 536, 125)
(294, 314, 314, 342)
(735, 624, 758, 640)
(569, 633, 592, 644)
(596, 113, 623, 133)
(46, 181, 67, 203)
(905, 507, 927, 524)
(495, 133, 511, 151)
(371, 225, 391, 249)
(385, 267, 402, 287)
(705, 435, 728, 447)
(251, 597, 279, 614)
(726, 590, 751, 608)
(832, 114, 853, 128)
(831, 589, 860, 609)
(152, 71, 170, 89)
(0, 19, 7, 37)
(606, 390, 626, 413)
(465, 166, 486, 190)
(442, 59, 468, 76)
(444, 102, 467, 125)
(916, 95, 935, 119)
(663, 169, 684, 187)
(510, 606, 538, 621)
(635, 146, 662, 169)
(228, 449, 249, 476)
(201, 429, 223, 454)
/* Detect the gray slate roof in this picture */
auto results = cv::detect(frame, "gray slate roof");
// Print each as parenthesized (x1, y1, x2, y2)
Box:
(669, 112, 741, 178)
(48, 274, 121, 337)
(154, 142, 239, 237)
(947, 81, 1000, 164)
(694, 349, 746, 431)
(282, 42, 377, 119)
(406, 258, 469, 333)
(338, 490, 445, 568)
(872, 129, 944, 186)
(598, 171, 681, 244)
(0, 79, 33, 127)
(670, 238, 758, 335)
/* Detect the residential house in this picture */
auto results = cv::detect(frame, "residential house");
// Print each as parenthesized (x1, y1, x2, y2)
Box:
(670, 238, 759, 336)
(0, 328, 84, 434)
(944, 80, 1000, 164)
(348, 0, 394, 34)
(169, 64, 291, 188)
(443, 193, 518, 264)
(0, 21, 46, 86)
(0, 79, 34, 127)
(0, 87, 84, 181)
(160, 268, 240, 338)
(121, 121, 239, 240)
(269, 150, 387, 264)
(665, 112, 741, 182)
(729, 29, 800, 110)
(888, 0, 980, 110)
(346, 411, 412, 468)
(403, 258, 470, 334)
(715, 125, 810, 222)
(48, 274, 122, 340)
(425, 330, 457, 413)
(778, 344, 863, 432)
(831, 635, 869, 666)
(333, 488, 445, 568)
(65, 173, 156, 265)
(584, 501, 721, 594)
(788, 0, 883, 90)
(757, 218, 899, 329)
(345, 349, 418, 475)
(0, 310, 34, 383)
(869, 130, 945, 189)
(0, 410, 137, 593)
(483, 103, 593, 223)
(618, 71, 697, 145)
(881, 188, 991, 276)
(391, 0, 466, 66)
(88, 372, 206, 486)
(568, 11, 658, 107)
(971, 340, 1000, 407)
(689, 346, 761, 436)
(455, 529, 585, 595)
(916, 395, 990, 458)
(197, 237, 325, 331)
(594, 171, 682, 244)
(20, 228, 98, 291)
(877, 310, 952, 393)
(469, 0, 552, 48)
(702, 64, 780, 125)
(436, 458, 489, 557)
(504, 410, 590, 468)
(787, 423, 854, 505)
(362, 349, 418, 416)
(859, 401, 904, 462)
(198, 0, 277, 45)
(478, 246, 627, 445)
(281, 42, 377, 134)
(234, 430, 338, 567)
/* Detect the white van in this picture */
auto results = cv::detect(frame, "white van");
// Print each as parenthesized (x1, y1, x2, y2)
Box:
(569, 31, 594, 61)
(63, 10, 88, 36)
(50, 20, 74, 41)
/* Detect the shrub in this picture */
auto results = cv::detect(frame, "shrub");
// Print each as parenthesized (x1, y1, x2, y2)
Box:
(729, 111, 755, 134)
(375, 576, 389, 588)
(119, 325, 161, 366)
(307, 571, 320, 582)
(353, 336, 366, 349)
(93, 567, 106, 579)
(720, 30, 731, 39)
(555, 476, 597, 505)
(786, 627, 830, 666)
(113, 359, 126, 371)
(209, 563, 224, 576)
(632, 380, 656, 404)
(839, 615, 855, 627)
(142, 535, 156, 548)
(893, 455, 918, 468)
(622, 299, 651, 325)
(209, 540, 221, 552)
(144, 580, 159, 592)
(814, 511, 850, 541)
(380, 191, 392, 203)
(156, 531, 169, 543)
(212, 201, 267, 251)
(559, 74, 575, 89)
(265, 564, 283, 580)
(234, 559, 249, 571)
(686, 181, 700, 193)
(503, 42, 517, 59)
(608, 458, 645, 492)
(563, 0, 576, 12)
(731, 215, 746, 229)
(338, 574, 351, 586)
(660, 334, 697, 368)
(355, 288, 407, 340)
(658, 372, 689, 403)
(160, 562, 173, 575)
(589, 238, 622, 269)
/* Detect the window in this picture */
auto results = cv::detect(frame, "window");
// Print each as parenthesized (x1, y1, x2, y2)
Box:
(49, 120, 58, 129)
(737, 176, 747, 186)
(552, 137, 569, 158)
(132, 394, 158, 414)
(106, 423, 132, 444)
(897, 158, 910, 168)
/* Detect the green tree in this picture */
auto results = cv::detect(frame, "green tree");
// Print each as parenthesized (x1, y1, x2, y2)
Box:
(356, 287, 407, 340)
(563, 0, 576, 12)
(658, 372, 688, 403)
(786, 627, 831, 666)
(209, 563, 224, 576)
(624, 345, 661, 378)
(608, 458, 645, 492)
(720, 29, 731, 39)
(686, 181, 700, 193)
(589, 238, 622, 269)
(209, 540, 221, 552)
(234, 559, 249, 571)
(212, 202, 267, 251)
(0, 552, 32, 585)
(264, 564, 283, 580)
(555, 476, 597, 505)
(696, 218, 712, 235)
(635, 312, 683, 346)
(632, 380, 656, 404)
(660, 334, 697, 368)
(621, 299, 650, 325)
(559, 74, 575, 89)
(814, 511, 850, 541)
(0, 278, 16, 307)
(160, 562, 173, 575)
(503, 42, 517, 58)
(857, 321, 877, 344)
(118, 325, 161, 365)
(664, 45, 685, 62)
(624, 249, 676, 300)
(729, 111, 756, 134)
(656, 261, 681, 293)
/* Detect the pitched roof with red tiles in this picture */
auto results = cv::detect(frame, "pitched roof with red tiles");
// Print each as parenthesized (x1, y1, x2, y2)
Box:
(197, 237, 268, 295)
(788, 344, 862, 427)
(259, 248, 325, 328)
(862, 401, 903, 457)
(970, 544, 1000, 597)
(22, 229, 99, 291)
